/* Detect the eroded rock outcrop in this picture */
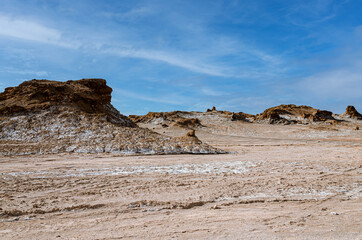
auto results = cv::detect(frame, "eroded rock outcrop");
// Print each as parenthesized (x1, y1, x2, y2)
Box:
(175, 118, 203, 128)
(256, 104, 335, 124)
(0, 79, 135, 127)
(0, 79, 222, 155)
(129, 108, 250, 127)
(129, 111, 188, 124)
(206, 106, 217, 112)
(341, 105, 362, 120)
(129, 111, 206, 129)
(231, 112, 255, 122)
(175, 130, 202, 144)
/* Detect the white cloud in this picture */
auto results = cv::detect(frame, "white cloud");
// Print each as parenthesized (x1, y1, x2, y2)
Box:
(0, 69, 48, 77)
(102, 43, 284, 79)
(0, 8, 284, 79)
(283, 0, 349, 27)
(0, 15, 78, 48)
(0, 15, 60, 42)
(101, 6, 154, 21)
(201, 87, 227, 96)
(120, 6, 154, 19)
(102, 48, 232, 77)
(296, 64, 362, 99)
(114, 88, 192, 106)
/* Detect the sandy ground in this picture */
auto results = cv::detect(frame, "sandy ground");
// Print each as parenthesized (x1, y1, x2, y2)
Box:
(0, 121, 361, 239)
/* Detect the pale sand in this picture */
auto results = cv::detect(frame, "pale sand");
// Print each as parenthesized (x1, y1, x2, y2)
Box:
(0, 121, 361, 239)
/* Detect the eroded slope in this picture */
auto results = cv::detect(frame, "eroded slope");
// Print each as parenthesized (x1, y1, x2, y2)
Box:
(0, 79, 221, 155)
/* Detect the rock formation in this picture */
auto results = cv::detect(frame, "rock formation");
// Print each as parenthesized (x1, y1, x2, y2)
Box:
(206, 106, 217, 112)
(231, 112, 255, 122)
(129, 111, 205, 129)
(175, 118, 203, 129)
(0, 79, 221, 155)
(341, 105, 362, 120)
(129, 108, 257, 126)
(0, 79, 135, 127)
(312, 110, 334, 121)
(256, 104, 335, 124)
(129, 111, 188, 124)
(175, 130, 202, 144)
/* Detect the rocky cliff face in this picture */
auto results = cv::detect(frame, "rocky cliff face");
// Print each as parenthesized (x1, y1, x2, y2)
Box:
(0, 79, 221, 155)
(0, 78, 135, 127)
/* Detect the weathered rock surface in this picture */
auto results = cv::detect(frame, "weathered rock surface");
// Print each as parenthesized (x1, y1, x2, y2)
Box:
(256, 104, 335, 124)
(129, 111, 188, 124)
(129, 109, 255, 127)
(128, 104, 361, 128)
(0, 78, 135, 127)
(175, 130, 202, 144)
(341, 105, 362, 120)
(0, 79, 222, 155)
(175, 118, 203, 128)
(231, 112, 255, 122)
(206, 106, 217, 112)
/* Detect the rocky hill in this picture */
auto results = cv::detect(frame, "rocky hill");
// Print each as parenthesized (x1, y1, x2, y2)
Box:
(129, 107, 254, 129)
(0, 79, 221, 155)
(0, 79, 135, 127)
(255, 104, 335, 124)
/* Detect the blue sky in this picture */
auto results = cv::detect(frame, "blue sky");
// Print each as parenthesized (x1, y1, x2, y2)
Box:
(0, 0, 361, 115)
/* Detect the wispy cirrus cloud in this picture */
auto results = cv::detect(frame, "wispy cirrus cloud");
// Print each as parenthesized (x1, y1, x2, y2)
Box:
(296, 64, 362, 100)
(1, 0, 361, 115)
(0, 13, 282, 79)
(103, 6, 155, 21)
(284, 0, 349, 27)
(0, 15, 79, 48)
(1, 0, 288, 80)
(200, 87, 228, 97)
(102, 47, 235, 77)
(114, 88, 192, 106)
(0, 68, 48, 77)
(0, 15, 60, 42)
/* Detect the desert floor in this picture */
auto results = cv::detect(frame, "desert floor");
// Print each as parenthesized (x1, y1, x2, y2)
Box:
(1, 121, 361, 239)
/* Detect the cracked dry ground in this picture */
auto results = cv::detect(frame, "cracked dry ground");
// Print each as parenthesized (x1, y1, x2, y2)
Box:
(0, 124, 361, 239)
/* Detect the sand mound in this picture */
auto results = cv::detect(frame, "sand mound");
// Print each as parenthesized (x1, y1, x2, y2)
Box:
(0, 79, 222, 155)
(341, 105, 362, 120)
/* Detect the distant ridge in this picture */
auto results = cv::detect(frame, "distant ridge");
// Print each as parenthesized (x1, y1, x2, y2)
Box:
(130, 104, 360, 126)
